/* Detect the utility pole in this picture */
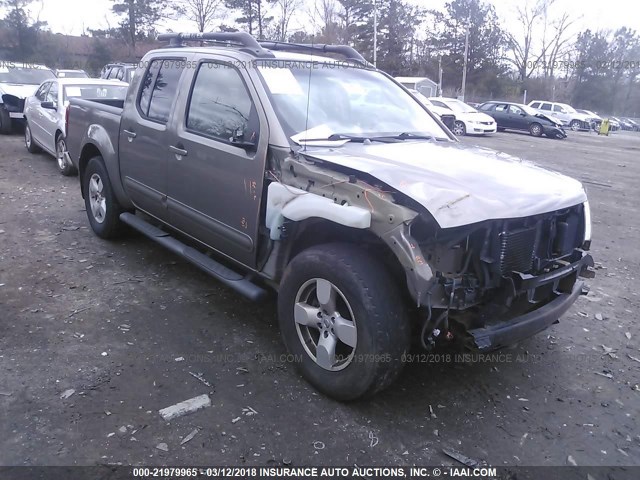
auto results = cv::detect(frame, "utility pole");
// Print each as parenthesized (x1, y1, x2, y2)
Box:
(373, 0, 378, 67)
(461, 16, 470, 101)
(438, 57, 443, 96)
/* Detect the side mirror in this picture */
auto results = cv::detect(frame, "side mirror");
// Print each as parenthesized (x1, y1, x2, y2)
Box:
(230, 128, 258, 152)
(41, 101, 56, 110)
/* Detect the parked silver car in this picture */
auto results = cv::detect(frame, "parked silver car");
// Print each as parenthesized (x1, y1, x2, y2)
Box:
(23, 78, 128, 175)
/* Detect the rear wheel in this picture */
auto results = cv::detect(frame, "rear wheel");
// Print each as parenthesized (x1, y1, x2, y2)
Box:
(529, 122, 543, 137)
(56, 136, 77, 176)
(24, 122, 42, 153)
(83, 156, 125, 239)
(452, 120, 467, 136)
(278, 243, 410, 401)
(570, 120, 581, 131)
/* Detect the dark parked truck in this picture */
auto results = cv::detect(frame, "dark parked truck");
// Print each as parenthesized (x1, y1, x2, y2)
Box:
(66, 33, 595, 401)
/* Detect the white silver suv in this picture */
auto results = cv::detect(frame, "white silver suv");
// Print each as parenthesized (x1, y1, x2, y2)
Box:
(528, 101, 591, 131)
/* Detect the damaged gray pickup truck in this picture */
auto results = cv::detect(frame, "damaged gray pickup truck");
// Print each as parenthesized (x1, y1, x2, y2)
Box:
(66, 33, 595, 401)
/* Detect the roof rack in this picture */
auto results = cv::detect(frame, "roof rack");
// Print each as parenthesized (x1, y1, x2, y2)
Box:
(157, 32, 272, 57)
(157, 32, 371, 66)
(258, 41, 370, 65)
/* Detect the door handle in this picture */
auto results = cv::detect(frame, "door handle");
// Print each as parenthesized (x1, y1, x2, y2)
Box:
(169, 145, 188, 157)
(123, 129, 137, 138)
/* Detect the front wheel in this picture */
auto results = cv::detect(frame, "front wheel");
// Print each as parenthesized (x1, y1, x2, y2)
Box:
(570, 120, 581, 131)
(529, 122, 543, 137)
(452, 120, 467, 136)
(278, 243, 410, 401)
(83, 156, 125, 239)
(56, 136, 77, 176)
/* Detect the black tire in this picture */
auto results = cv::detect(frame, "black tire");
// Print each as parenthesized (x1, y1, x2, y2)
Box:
(529, 122, 543, 137)
(452, 120, 467, 136)
(278, 243, 411, 401)
(570, 119, 581, 131)
(24, 121, 42, 153)
(0, 106, 12, 135)
(56, 135, 77, 176)
(497, 127, 505, 132)
(83, 156, 125, 239)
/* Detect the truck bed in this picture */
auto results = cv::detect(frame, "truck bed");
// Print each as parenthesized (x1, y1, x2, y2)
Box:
(66, 97, 123, 173)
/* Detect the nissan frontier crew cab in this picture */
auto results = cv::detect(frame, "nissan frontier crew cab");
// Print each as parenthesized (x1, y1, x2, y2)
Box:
(66, 32, 595, 401)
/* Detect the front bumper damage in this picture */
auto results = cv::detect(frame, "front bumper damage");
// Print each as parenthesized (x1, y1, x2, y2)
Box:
(469, 250, 594, 351)
(1, 94, 26, 119)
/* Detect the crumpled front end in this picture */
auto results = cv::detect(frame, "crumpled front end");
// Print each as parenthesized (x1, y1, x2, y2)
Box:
(1, 94, 26, 119)
(408, 203, 594, 350)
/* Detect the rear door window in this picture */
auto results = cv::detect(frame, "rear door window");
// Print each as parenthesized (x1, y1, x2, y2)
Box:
(540, 103, 552, 111)
(138, 59, 185, 124)
(494, 104, 508, 112)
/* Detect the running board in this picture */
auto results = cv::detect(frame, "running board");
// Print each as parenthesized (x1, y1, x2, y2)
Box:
(120, 213, 267, 302)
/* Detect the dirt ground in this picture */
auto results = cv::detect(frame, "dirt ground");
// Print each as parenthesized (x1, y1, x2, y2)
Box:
(0, 127, 638, 468)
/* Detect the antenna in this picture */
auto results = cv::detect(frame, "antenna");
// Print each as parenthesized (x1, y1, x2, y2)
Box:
(302, 36, 314, 152)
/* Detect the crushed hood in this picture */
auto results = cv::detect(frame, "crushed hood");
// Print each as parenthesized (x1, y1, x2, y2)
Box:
(0, 83, 39, 100)
(303, 141, 587, 229)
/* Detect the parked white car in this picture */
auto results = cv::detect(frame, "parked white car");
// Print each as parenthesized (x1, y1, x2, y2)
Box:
(23, 78, 128, 175)
(528, 101, 591, 131)
(428, 97, 497, 136)
(0, 63, 56, 134)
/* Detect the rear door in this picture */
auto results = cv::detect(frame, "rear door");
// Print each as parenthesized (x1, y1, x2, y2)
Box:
(491, 103, 510, 127)
(166, 56, 268, 267)
(119, 56, 187, 222)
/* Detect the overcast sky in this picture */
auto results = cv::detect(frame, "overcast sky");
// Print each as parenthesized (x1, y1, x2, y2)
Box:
(17, 0, 640, 39)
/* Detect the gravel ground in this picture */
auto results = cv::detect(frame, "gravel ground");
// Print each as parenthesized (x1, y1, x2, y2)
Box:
(0, 128, 639, 468)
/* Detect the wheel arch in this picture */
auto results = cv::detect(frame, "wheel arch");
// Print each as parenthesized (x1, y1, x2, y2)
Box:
(279, 218, 409, 296)
(78, 143, 103, 198)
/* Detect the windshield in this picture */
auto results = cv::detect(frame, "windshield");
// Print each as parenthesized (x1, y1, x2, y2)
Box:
(0, 65, 55, 84)
(439, 99, 477, 114)
(63, 84, 128, 102)
(410, 90, 433, 107)
(522, 105, 544, 116)
(559, 103, 577, 114)
(257, 62, 447, 141)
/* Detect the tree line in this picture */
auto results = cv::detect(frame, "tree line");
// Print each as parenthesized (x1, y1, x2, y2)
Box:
(1, 0, 639, 116)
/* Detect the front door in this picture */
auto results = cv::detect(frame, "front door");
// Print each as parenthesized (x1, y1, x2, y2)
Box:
(39, 81, 60, 152)
(119, 57, 186, 221)
(167, 59, 268, 267)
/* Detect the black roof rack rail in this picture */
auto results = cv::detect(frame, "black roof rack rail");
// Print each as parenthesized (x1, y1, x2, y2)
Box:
(157, 32, 273, 57)
(258, 41, 370, 66)
(156, 32, 371, 66)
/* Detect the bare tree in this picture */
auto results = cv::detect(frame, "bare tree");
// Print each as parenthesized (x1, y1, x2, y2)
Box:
(271, 0, 301, 41)
(180, 0, 225, 33)
(505, 0, 551, 81)
(541, 11, 577, 79)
